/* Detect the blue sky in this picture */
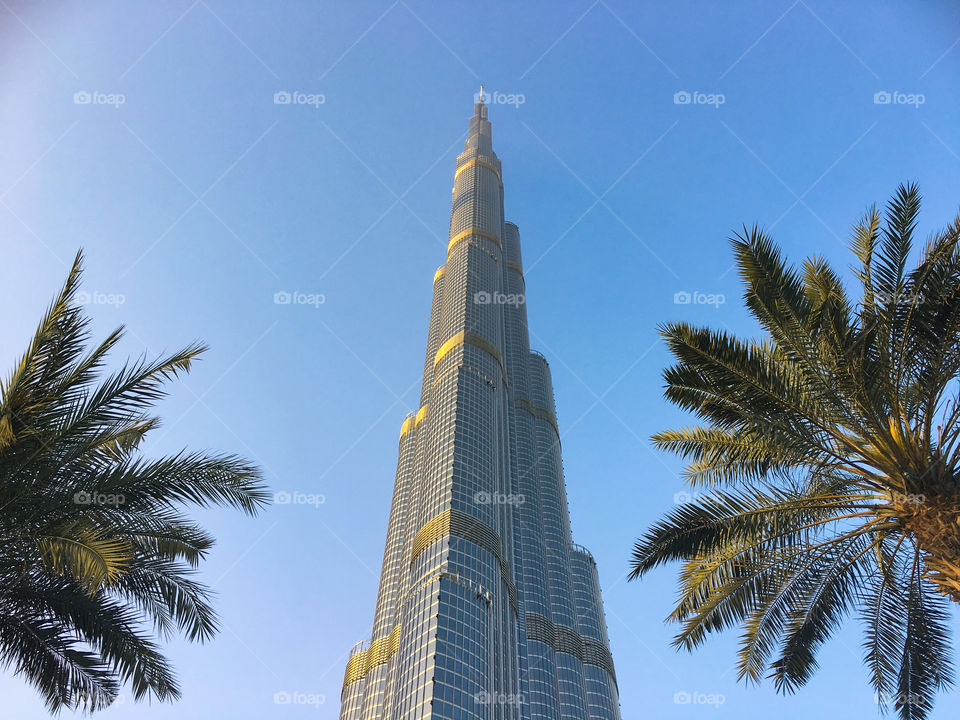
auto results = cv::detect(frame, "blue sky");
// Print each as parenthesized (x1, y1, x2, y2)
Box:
(2, 1, 959, 718)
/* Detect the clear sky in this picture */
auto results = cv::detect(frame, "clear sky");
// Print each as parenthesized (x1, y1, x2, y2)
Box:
(2, 1, 959, 718)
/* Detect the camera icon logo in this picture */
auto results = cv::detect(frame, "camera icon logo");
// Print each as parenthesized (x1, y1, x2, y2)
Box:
(73, 491, 92, 505)
(273, 691, 291, 705)
(674, 290, 691, 305)
(74, 91, 92, 105)
(673, 91, 691, 105)
(874, 91, 891, 105)
(274, 91, 292, 105)
(474, 291, 492, 305)
(274, 491, 292, 505)
(674, 691, 692, 705)
(274, 291, 292, 305)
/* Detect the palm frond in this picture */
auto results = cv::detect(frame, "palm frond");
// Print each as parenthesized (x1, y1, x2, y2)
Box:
(635, 185, 960, 720)
(0, 249, 269, 711)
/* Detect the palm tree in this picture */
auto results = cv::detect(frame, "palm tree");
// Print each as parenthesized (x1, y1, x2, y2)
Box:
(0, 251, 270, 712)
(630, 185, 960, 720)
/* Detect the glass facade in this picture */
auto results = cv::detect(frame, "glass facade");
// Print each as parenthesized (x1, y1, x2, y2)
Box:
(340, 98, 622, 720)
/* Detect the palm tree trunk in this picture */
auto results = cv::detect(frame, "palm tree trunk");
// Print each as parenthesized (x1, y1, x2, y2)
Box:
(902, 482, 960, 604)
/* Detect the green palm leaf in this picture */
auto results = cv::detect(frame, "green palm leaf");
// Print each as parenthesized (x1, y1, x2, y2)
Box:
(0, 250, 269, 711)
(633, 185, 960, 720)
(36, 526, 133, 591)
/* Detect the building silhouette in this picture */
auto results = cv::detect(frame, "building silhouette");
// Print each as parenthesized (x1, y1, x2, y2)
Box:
(339, 95, 621, 720)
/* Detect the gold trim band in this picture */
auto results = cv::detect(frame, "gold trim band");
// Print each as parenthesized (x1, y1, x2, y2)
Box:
(342, 624, 401, 689)
(515, 398, 559, 438)
(454, 157, 501, 182)
(506, 261, 523, 276)
(525, 612, 617, 684)
(447, 227, 501, 255)
(434, 266, 445, 284)
(433, 331, 504, 374)
(399, 405, 429, 441)
(411, 509, 518, 612)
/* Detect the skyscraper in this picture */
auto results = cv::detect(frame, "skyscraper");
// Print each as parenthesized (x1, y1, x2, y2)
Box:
(339, 95, 621, 720)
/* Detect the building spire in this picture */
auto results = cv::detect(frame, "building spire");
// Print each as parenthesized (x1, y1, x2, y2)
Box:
(468, 86, 493, 153)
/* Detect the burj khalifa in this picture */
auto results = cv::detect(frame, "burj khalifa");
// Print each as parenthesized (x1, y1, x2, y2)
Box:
(339, 94, 621, 720)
